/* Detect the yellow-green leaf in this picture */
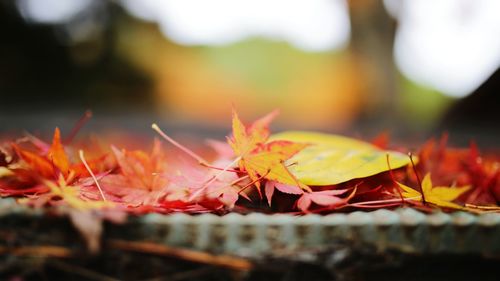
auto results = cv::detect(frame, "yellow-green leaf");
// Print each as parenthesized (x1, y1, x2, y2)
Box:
(270, 131, 412, 186)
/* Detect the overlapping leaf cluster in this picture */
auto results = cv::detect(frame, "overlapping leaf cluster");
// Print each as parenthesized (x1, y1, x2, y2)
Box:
(0, 110, 499, 215)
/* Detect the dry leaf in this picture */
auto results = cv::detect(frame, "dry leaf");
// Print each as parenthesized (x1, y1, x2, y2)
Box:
(271, 131, 412, 186)
(228, 110, 309, 196)
(398, 173, 470, 210)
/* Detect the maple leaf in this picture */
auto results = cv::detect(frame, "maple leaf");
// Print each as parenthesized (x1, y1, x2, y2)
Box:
(265, 180, 304, 206)
(10, 128, 73, 180)
(228, 110, 310, 197)
(205, 176, 241, 208)
(46, 176, 112, 210)
(200, 158, 248, 208)
(164, 158, 243, 209)
(86, 174, 151, 206)
(297, 189, 349, 212)
(111, 139, 168, 191)
(19, 175, 112, 210)
(47, 128, 70, 175)
(3, 108, 499, 215)
(12, 143, 56, 179)
(397, 173, 470, 210)
(82, 141, 171, 208)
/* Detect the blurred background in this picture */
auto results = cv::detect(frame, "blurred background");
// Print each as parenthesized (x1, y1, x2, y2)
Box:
(0, 0, 499, 146)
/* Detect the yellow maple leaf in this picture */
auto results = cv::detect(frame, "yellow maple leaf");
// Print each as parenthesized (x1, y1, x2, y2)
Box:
(228, 110, 310, 194)
(397, 173, 470, 210)
(44, 175, 112, 210)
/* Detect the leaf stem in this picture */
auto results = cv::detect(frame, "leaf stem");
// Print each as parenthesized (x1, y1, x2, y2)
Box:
(238, 169, 270, 195)
(199, 162, 243, 173)
(188, 156, 242, 201)
(386, 153, 405, 204)
(347, 202, 403, 209)
(152, 123, 209, 165)
(64, 110, 93, 144)
(79, 150, 107, 201)
(408, 152, 426, 205)
(353, 196, 421, 205)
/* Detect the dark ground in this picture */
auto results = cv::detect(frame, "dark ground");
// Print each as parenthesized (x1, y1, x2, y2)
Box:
(1, 212, 499, 281)
(2, 240, 499, 281)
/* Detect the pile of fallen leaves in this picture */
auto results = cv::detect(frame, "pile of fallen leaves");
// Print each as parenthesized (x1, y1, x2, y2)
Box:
(1, 109, 499, 215)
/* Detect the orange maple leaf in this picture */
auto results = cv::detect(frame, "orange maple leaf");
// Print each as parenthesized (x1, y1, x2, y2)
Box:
(13, 128, 71, 178)
(111, 139, 168, 191)
(12, 143, 55, 179)
(228, 110, 310, 196)
(48, 127, 70, 176)
(11, 128, 86, 180)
